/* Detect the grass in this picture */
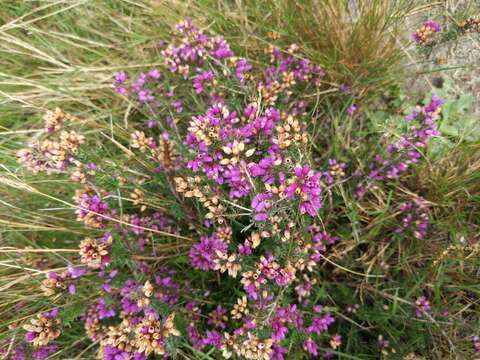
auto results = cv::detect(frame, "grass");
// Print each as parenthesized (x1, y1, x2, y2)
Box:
(0, 1, 479, 359)
(155, 0, 413, 102)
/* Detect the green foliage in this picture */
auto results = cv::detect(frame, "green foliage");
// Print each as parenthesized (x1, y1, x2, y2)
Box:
(60, 302, 84, 328)
(436, 92, 480, 143)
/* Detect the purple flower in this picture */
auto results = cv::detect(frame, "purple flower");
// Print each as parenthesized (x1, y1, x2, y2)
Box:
(238, 242, 252, 255)
(223, 165, 252, 198)
(323, 350, 334, 359)
(304, 338, 318, 357)
(210, 37, 233, 59)
(114, 71, 126, 83)
(248, 155, 279, 184)
(189, 234, 228, 271)
(97, 298, 116, 319)
(172, 100, 183, 113)
(68, 283, 76, 295)
(413, 20, 441, 44)
(424, 20, 441, 32)
(357, 95, 443, 196)
(188, 324, 204, 349)
(415, 295, 431, 316)
(147, 120, 158, 128)
(235, 58, 252, 82)
(308, 313, 335, 335)
(347, 103, 357, 115)
(208, 305, 227, 329)
(103, 281, 112, 293)
(47, 307, 59, 319)
(67, 264, 86, 279)
(203, 330, 222, 349)
(148, 68, 161, 79)
(270, 345, 288, 360)
(32, 345, 57, 360)
(75, 191, 111, 228)
(271, 319, 288, 342)
(397, 197, 429, 239)
(193, 70, 214, 94)
(251, 192, 272, 221)
(339, 84, 350, 93)
(137, 88, 154, 103)
(102, 345, 137, 360)
(284, 165, 322, 217)
(25, 331, 37, 342)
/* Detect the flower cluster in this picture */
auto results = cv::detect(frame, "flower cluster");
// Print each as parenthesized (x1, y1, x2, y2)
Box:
(73, 187, 111, 228)
(83, 276, 182, 359)
(284, 165, 323, 216)
(40, 265, 85, 296)
(79, 233, 113, 268)
(44, 107, 78, 132)
(413, 20, 441, 45)
(130, 130, 180, 172)
(17, 133, 84, 175)
(396, 197, 429, 239)
(189, 233, 228, 271)
(16, 107, 84, 175)
(415, 296, 431, 317)
(135, 313, 180, 356)
(23, 308, 61, 347)
(161, 18, 233, 78)
(356, 95, 443, 198)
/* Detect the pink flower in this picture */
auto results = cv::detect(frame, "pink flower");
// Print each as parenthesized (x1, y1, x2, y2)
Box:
(189, 234, 228, 271)
(193, 70, 214, 94)
(347, 103, 357, 115)
(148, 68, 161, 79)
(413, 20, 441, 45)
(251, 192, 272, 221)
(304, 338, 318, 357)
(308, 313, 335, 335)
(284, 165, 322, 217)
(415, 295, 431, 316)
(114, 71, 126, 83)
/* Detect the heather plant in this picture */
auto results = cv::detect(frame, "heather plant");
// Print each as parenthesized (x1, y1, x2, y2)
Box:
(167, 0, 414, 103)
(0, 2, 480, 360)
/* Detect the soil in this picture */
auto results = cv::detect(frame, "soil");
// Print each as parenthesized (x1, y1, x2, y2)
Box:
(404, 1, 480, 116)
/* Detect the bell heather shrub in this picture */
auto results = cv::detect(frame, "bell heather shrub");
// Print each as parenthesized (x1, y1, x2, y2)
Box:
(6, 17, 476, 359)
